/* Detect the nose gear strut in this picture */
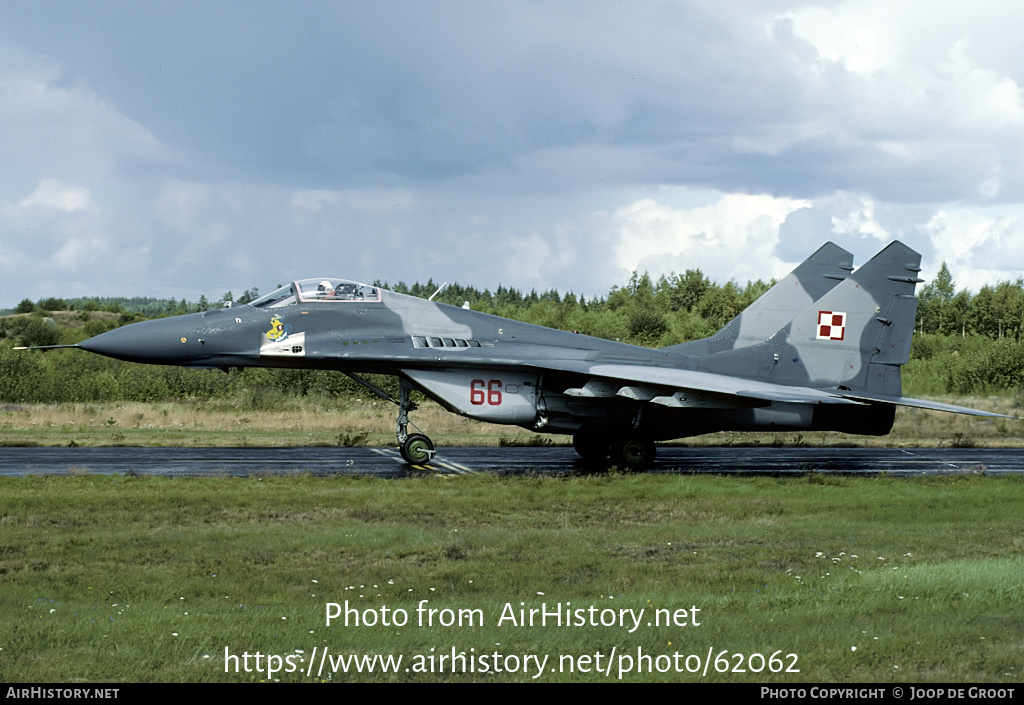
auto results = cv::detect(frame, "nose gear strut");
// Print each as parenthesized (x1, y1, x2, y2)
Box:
(396, 378, 435, 463)
(341, 372, 435, 465)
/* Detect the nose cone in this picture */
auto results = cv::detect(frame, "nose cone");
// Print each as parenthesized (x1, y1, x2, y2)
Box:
(78, 317, 190, 364)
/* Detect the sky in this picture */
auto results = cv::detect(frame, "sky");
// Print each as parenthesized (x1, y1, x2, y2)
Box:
(2, 0, 1024, 306)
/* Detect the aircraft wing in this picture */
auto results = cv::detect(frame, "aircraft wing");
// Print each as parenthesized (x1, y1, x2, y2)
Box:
(524, 359, 1013, 417)
(525, 359, 865, 406)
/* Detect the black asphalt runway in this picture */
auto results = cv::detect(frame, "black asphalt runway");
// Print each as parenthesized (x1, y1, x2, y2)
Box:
(0, 445, 1020, 477)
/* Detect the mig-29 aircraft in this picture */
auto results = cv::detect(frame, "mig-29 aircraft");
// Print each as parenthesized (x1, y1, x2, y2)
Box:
(26, 241, 1009, 467)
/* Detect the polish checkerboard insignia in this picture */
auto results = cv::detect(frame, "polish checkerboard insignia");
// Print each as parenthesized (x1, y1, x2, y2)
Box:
(817, 311, 846, 340)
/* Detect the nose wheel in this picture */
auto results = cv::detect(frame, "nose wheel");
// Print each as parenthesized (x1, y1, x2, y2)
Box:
(397, 378, 435, 464)
(401, 433, 435, 464)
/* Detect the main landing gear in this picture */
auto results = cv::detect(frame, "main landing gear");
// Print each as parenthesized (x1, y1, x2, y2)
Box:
(397, 379, 435, 464)
(572, 429, 657, 469)
(610, 437, 657, 468)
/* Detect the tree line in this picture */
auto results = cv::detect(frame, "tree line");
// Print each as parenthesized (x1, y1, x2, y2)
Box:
(917, 263, 1024, 340)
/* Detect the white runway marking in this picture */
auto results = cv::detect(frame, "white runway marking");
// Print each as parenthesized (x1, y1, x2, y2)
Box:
(370, 447, 478, 474)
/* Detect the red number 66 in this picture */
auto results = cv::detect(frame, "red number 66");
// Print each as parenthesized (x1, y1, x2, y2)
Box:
(471, 379, 502, 405)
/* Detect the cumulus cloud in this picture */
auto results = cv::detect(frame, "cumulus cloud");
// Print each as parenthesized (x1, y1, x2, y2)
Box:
(19, 178, 96, 213)
(923, 207, 1024, 291)
(781, 1, 1024, 201)
(604, 192, 811, 285)
(825, 193, 889, 243)
(0, 47, 164, 194)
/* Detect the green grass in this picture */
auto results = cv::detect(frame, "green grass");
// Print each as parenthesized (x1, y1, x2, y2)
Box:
(1, 473, 1021, 682)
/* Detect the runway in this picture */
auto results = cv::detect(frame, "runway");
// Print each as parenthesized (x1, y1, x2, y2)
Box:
(0, 445, 1020, 477)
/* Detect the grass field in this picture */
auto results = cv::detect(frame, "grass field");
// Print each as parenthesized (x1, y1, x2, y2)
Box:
(0, 394, 1020, 448)
(1, 472, 1021, 683)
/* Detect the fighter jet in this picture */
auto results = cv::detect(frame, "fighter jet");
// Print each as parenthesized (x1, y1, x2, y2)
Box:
(28, 241, 1009, 466)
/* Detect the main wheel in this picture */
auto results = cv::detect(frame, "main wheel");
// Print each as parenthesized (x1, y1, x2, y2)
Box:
(573, 431, 611, 461)
(401, 434, 435, 464)
(610, 437, 656, 469)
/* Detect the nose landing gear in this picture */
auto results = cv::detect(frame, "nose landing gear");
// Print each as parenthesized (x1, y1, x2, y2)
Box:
(342, 372, 436, 465)
(397, 379, 435, 464)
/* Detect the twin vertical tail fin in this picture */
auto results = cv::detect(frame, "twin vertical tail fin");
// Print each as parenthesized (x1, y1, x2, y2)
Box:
(764, 241, 1010, 418)
(774, 240, 921, 396)
(671, 239, 1009, 418)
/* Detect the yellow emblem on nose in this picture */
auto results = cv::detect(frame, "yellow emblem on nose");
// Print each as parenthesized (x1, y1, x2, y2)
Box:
(266, 315, 288, 342)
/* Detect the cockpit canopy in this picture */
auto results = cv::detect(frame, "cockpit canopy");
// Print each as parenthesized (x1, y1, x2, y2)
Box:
(251, 278, 382, 309)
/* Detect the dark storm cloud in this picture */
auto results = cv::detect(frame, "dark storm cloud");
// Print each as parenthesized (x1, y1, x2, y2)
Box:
(0, 2, 840, 191)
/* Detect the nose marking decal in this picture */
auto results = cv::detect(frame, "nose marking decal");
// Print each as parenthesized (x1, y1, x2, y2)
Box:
(266, 314, 291, 343)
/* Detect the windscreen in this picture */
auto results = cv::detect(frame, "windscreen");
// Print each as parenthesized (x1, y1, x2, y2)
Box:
(250, 284, 297, 308)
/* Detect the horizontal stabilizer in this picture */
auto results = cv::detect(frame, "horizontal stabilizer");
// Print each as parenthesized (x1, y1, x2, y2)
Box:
(841, 392, 1014, 419)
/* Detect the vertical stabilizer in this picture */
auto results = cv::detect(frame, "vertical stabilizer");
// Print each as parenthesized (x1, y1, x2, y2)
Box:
(760, 241, 922, 394)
